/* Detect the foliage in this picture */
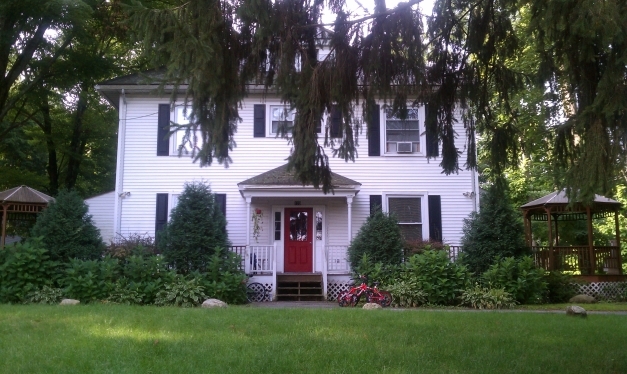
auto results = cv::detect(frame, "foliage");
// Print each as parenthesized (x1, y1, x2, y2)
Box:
(403, 239, 449, 259)
(25, 286, 64, 305)
(158, 181, 230, 273)
(0, 239, 60, 303)
(105, 233, 157, 259)
(461, 185, 529, 275)
(348, 211, 404, 272)
(119, 255, 175, 305)
(386, 277, 427, 308)
(460, 285, 517, 310)
(106, 280, 144, 305)
(30, 190, 104, 262)
(544, 272, 578, 304)
(62, 257, 119, 303)
(482, 256, 547, 304)
(402, 250, 470, 306)
(196, 246, 247, 305)
(350, 254, 401, 287)
(154, 276, 206, 307)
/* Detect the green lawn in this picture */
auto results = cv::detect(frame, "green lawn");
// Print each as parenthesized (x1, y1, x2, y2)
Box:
(518, 302, 627, 312)
(1, 304, 626, 374)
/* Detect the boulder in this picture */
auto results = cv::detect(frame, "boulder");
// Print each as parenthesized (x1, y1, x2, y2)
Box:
(566, 305, 587, 317)
(60, 299, 80, 306)
(569, 294, 596, 304)
(202, 299, 228, 308)
(363, 303, 382, 310)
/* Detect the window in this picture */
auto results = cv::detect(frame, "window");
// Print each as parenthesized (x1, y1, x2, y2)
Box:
(388, 197, 423, 241)
(385, 108, 420, 154)
(269, 106, 295, 135)
(173, 107, 200, 155)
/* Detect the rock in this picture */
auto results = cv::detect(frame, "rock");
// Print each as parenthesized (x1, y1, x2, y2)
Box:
(60, 299, 80, 305)
(569, 294, 596, 304)
(363, 303, 382, 310)
(566, 305, 587, 317)
(202, 299, 228, 308)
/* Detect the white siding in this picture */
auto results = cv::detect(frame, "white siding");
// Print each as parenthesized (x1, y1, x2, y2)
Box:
(116, 94, 477, 249)
(85, 191, 116, 244)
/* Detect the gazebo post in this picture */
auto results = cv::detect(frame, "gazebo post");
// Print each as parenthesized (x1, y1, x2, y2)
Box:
(546, 207, 554, 271)
(553, 214, 559, 246)
(586, 206, 595, 275)
(615, 209, 623, 274)
(1, 204, 8, 248)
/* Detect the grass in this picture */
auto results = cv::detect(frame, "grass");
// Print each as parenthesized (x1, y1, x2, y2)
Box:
(1, 304, 626, 374)
(518, 302, 627, 311)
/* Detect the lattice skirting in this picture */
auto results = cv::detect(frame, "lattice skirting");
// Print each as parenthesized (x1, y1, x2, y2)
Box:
(327, 281, 352, 301)
(576, 282, 627, 300)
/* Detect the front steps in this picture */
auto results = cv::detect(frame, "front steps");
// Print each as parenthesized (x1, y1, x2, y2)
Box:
(276, 273, 324, 301)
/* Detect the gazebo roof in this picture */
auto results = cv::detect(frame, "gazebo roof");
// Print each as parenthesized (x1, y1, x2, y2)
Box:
(520, 190, 620, 210)
(0, 185, 54, 205)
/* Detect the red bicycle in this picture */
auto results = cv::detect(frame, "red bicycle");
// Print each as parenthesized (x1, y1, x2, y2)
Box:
(337, 275, 393, 307)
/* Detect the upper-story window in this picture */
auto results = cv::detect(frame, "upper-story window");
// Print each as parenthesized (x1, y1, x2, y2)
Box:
(173, 106, 200, 155)
(268, 105, 321, 135)
(385, 108, 420, 154)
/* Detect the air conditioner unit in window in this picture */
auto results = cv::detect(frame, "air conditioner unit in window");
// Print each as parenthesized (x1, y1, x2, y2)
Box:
(396, 142, 413, 153)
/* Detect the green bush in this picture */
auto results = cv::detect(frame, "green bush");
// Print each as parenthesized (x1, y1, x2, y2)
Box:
(120, 254, 174, 304)
(30, 190, 104, 262)
(154, 275, 206, 307)
(62, 257, 120, 303)
(461, 185, 529, 275)
(158, 182, 230, 273)
(0, 239, 60, 303)
(402, 250, 470, 305)
(348, 210, 404, 271)
(460, 285, 517, 309)
(351, 254, 401, 287)
(544, 271, 578, 303)
(482, 256, 547, 304)
(25, 286, 65, 305)
(105, 233, 157, 259)
(386, 276, 427, 307)
(106, 279, 144, 305)
(197, 247, 247, 304)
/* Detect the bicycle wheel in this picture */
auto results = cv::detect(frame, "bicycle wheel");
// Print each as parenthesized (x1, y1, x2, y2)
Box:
(246, 282, 267, 302)
(349, 293, 360, 307)
(337, 291, 350, 307)
(378, 290, 393, 307)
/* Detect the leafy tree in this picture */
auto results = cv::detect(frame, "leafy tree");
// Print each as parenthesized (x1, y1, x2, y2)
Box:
(158, 181, 230, 273)
(30, 189, 104, 262)
(348, 211, 404, 271)
(461, 184, 528, 275)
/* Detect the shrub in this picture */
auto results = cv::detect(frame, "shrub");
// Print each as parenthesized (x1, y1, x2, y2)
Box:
(348, 210, 404, 272)
(158, 182, 230, 273)
(62, 257, 120, 303)
(460, 285, 517, 309)
(461, 185, 528, 275)
(544, 271, 578, 303)
(351, 254, 401, 286)
(106, 279, 144, 305)
(386, 276, 427, 307)
(25, 286, 65, 305)
(482, 256, 547, 304)
(154, 275, 206, 307)
(197, 246, 247, 304)
(105, 233, 157, 259)
(403, 239, 448, 258)
(0, 239, 60, 303)
(30, 190, 104, 262)
(402, 250, 470, 305)
(120, 254, 174, 304)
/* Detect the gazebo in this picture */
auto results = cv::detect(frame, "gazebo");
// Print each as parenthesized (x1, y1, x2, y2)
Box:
(0, 186, 54, 248)
(520, 190, 623, 280)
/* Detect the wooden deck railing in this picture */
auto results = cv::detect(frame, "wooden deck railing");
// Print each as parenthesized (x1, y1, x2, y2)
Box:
(531, 246, 622, 274)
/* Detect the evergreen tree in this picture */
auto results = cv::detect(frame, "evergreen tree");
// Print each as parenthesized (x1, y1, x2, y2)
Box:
(348, 210, 404, 271)
(158, 181, 230, 273)
(461, 184, 528, 275)
(30, 190, 104, 262)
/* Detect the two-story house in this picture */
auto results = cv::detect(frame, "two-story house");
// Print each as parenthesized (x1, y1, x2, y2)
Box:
(92, 71, 479, 301)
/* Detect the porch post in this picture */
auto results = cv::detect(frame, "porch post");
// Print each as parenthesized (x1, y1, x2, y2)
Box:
(245, 197, 252, 247)
(346, 196, 353, 243)
(0, 204, 8, 248)
(586, 206, 596, 275)
(614, 209, 622, 274)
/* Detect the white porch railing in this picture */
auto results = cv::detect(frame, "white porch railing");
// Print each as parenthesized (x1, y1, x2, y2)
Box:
(244, 245, 275, 274)
(326, 245, 350, 274)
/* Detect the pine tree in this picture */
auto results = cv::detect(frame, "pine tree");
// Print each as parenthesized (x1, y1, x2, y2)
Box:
(158, 181, 230, 273)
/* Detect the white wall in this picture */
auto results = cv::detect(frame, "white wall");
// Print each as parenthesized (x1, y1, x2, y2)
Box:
(85, 191, 116, 244)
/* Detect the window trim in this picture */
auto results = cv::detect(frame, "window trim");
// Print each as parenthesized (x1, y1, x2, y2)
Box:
(382, 192, 430, 241)
(380, 106, 426, 156)
(170, 106, 200, 155)
(266, 104, 323, 136)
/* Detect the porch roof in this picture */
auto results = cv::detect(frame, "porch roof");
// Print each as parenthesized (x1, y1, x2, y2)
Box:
(238, 164, 360, 198)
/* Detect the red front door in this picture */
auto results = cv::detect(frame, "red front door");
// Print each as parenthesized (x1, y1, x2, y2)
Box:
(284, 208, 313, 272)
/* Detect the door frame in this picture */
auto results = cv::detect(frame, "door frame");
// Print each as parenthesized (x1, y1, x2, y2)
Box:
(272, 205, 325, 273)
(283, 207, 313, 272)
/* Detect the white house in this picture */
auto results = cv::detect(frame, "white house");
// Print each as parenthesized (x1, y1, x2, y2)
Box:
(94, 72, 479, 301)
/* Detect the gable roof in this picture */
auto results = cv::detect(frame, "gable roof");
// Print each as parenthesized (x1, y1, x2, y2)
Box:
(238, 164, 360, 187)
(0, 185, 54, 204)
(520, 190, 620, 209)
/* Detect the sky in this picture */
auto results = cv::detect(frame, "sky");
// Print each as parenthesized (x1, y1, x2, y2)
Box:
(323, 0, 435, 23)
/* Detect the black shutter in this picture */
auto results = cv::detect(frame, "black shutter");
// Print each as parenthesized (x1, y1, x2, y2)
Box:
(368, 104, 380, 156)
(330, 105, 342, 138)
(428, 195, 442, 242)
(253, 104, 266, 137)
(369, 195, 382, 216)
(157, 104, 170, 156)
(215, 193, 226, 218)
(425, 103, 439, 157)
(155, 193, 169, 234)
